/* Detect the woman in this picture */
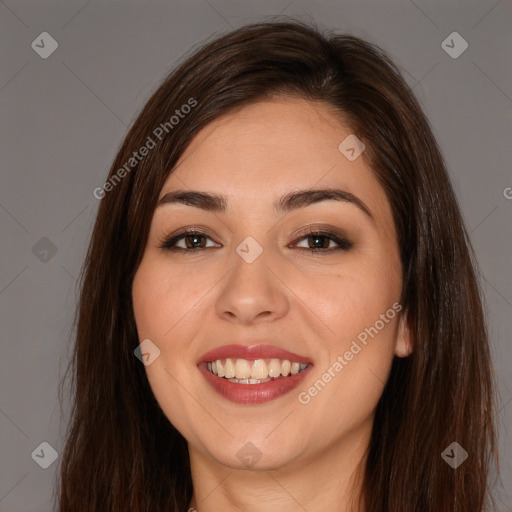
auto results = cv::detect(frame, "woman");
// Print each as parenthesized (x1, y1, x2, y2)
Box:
(57, 19, 498, 512)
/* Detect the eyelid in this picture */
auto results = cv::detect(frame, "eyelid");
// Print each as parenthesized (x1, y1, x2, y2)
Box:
(157, 226, 219, 250)
(290, 226, 353, 251)
(290, 225, 349, 243)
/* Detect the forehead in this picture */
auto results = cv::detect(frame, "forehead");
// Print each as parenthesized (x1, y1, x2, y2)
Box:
(169, 98, 354, 183)
(159, 97, 390, 224)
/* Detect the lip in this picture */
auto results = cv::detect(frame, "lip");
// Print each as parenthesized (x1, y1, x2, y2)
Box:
(198, 362, 312, 404)
(197, 344, 313, 405)
(197, 344, 311, 365)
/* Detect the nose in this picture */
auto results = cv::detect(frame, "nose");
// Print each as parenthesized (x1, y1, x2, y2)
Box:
(215, 241, 290, 325)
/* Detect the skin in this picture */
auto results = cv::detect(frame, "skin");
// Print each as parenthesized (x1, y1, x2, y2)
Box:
(132, 96, 412, 512)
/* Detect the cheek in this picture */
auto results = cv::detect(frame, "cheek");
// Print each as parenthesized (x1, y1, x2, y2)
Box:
(131, 260, 208, 439)
(296, 304, 400, 447)
(291, 253, 401, 345)
(291, 254, 400, 420)
(132, 259, 203, 342)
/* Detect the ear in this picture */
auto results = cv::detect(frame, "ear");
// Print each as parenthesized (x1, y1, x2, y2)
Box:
(394, 308, 413, 358)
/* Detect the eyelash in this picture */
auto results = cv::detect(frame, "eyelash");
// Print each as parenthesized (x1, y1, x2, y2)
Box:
(158, 227, 353, 255)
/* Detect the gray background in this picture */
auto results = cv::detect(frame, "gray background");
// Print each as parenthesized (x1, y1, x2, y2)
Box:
(0, 0, 511, 510)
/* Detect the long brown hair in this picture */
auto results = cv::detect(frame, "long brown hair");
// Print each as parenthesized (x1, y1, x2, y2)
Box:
(56, 18, 498, 512)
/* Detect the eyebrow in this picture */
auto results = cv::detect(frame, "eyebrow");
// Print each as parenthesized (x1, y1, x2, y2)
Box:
(157, 188, 374, 221)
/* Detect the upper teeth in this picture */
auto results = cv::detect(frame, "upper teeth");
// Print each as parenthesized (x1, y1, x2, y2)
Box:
(207, 358, 308, 380)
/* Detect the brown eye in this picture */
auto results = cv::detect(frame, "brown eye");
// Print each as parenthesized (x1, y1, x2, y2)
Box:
(181, 234, 207, 249)
(159, 230, 220, 251)
(293, 230, 353, 253)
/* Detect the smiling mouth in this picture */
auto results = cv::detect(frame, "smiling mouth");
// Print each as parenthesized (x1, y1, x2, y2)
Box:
(206, 357, 310, 384)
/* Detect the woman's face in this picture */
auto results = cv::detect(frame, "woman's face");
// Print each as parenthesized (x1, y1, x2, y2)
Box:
(132, 96, 411, 472)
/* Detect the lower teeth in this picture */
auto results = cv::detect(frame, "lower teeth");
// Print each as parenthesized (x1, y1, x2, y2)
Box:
(227, 377, 271, 384)
(214, 371, 306, 384)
